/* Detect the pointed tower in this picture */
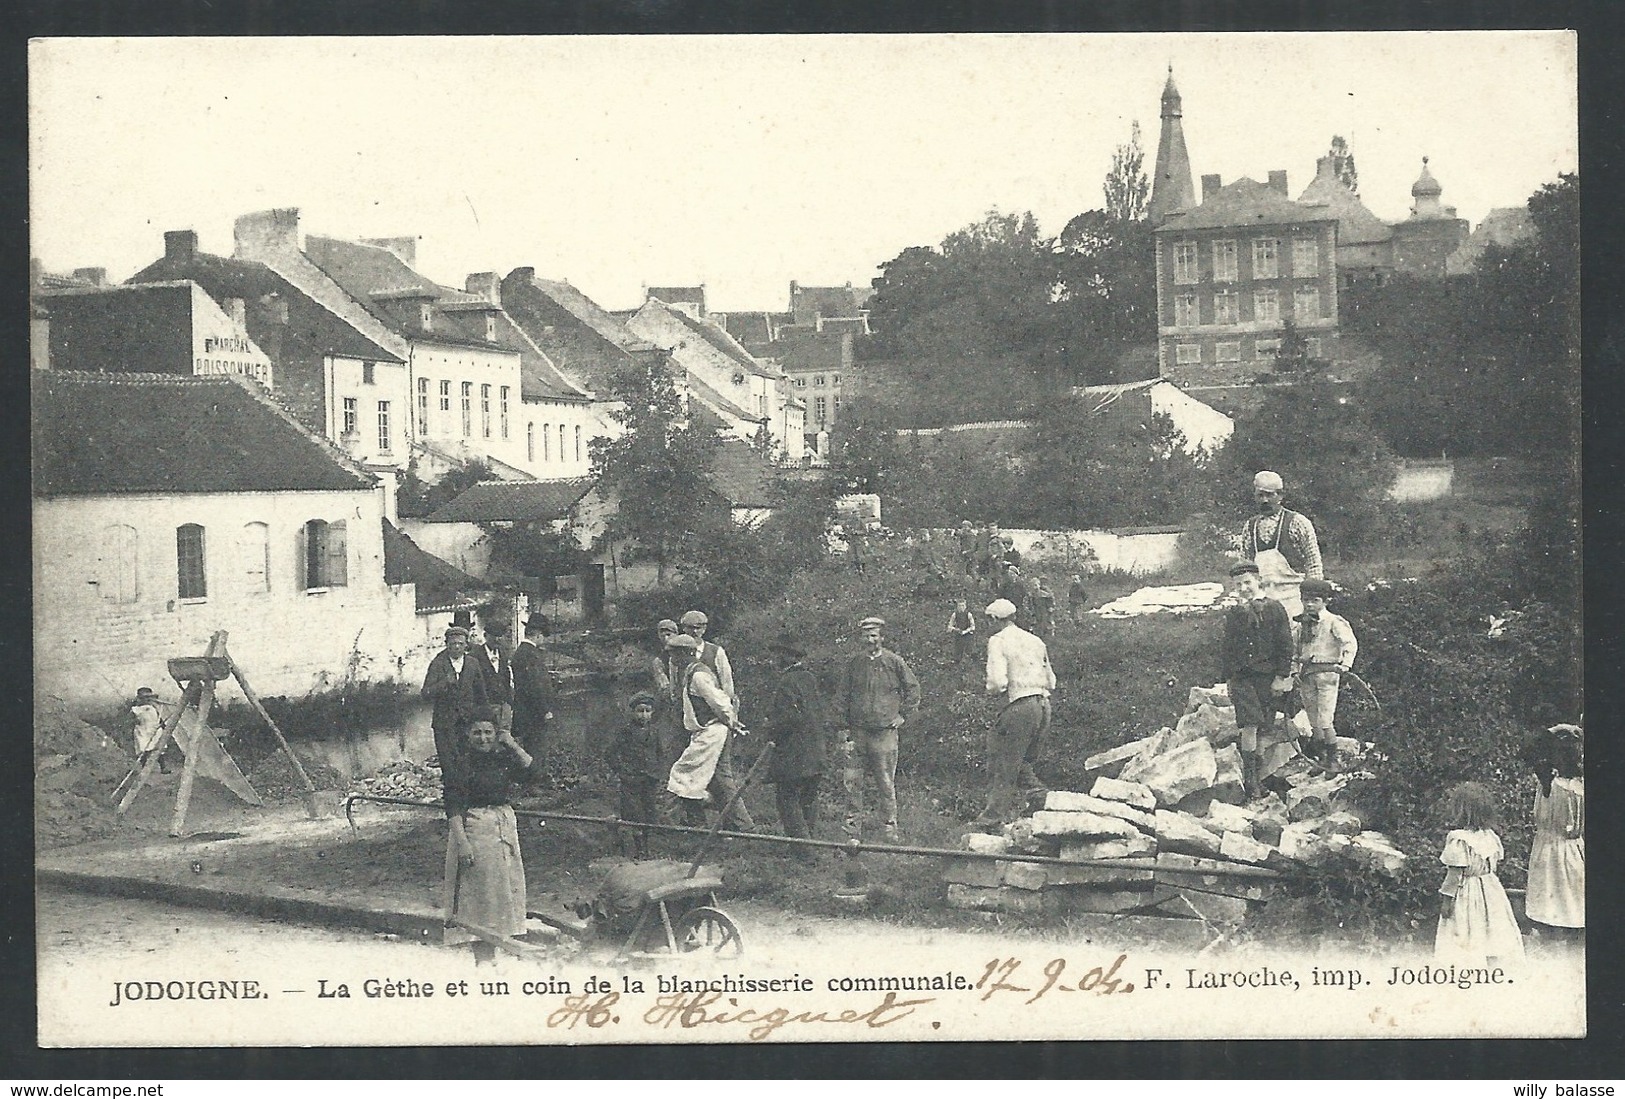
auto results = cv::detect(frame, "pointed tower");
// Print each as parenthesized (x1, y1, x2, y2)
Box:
(1149, 66, 1196, 227)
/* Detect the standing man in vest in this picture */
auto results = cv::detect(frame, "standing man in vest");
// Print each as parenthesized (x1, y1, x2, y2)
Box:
(1242, 470, 1324, 618)
(835, 616, 921, 843)
(509, 615, 556, 772)
(678, 610, 755, 830)
(665, 634, 754, 828)
(972, 597, 1056, 828)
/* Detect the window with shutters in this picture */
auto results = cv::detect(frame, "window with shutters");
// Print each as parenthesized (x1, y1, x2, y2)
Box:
(300, 519, 348, 590)
(240, 522, 270, 594)
(100, 524, 140, 604)
(176, 523, 207, 600)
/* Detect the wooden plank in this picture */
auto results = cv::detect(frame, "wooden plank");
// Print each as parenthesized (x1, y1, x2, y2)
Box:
(168, 632, 226, 837)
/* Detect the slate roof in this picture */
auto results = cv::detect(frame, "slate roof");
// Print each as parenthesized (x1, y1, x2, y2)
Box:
(381, 518, 494, 613)
(1155, 178, 1340, 233)
(522, 275, 656, 356)
(647, 286, 705, 311)
(304, 236, 504, 351)
(686, 372, 763, 425)
(425, 477, 595, 523)
(791, 284, 871, 319)
(656, 301, 781, 379)
(129, 249, 402, 364)
(1296, 161, 1392, 245)
(33, 372, 376, 497)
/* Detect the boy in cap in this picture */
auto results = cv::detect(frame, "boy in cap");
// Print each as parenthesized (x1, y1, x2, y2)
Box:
(762, 635, 832, 859)
(1292, 578, 1358, 770)
(973, 597, 1056, 827)
(611, 691, 666, 858)
(834, 616, 920, 842)
(1222, 560, 1295, 797)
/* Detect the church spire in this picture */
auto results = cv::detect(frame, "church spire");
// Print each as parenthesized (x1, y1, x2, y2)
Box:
(1149, 66, 1195, 226)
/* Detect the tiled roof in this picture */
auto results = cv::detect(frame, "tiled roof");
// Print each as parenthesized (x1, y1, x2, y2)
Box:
(381, 518, 494, 613)
(129, 249, 402, 364)
(792, 284, 871, 319)
(1155, 178, 1339, 233)
(707, 439, 780, 507)
(425, 477, 595, 523)
(33, 372, 376, 497)
(659, 302, 780, 379)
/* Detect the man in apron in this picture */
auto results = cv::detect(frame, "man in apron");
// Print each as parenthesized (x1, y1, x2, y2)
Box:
(664, 634, 748, 827)
(1241, 470, 1324, 619)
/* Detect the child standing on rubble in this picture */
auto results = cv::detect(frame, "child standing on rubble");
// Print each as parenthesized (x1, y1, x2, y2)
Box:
(1435, 782, 1525, 965)
(1292, 577, 1358, 771)
(443, 706, 538, 965)
(1222, 560, 1294, 798)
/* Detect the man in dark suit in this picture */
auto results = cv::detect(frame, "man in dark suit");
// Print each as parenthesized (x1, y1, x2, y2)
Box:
(510, 615, 557, 769)
(421, 624, 491, 793)
(474, 619, 515, 736)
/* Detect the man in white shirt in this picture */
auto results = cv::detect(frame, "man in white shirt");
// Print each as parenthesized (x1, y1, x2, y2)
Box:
(973, 597, 1057, 827)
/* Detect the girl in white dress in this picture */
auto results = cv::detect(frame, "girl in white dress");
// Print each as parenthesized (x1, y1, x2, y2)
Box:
(1525, 724, 1584, 944)
(1435, 782, 1525, 964)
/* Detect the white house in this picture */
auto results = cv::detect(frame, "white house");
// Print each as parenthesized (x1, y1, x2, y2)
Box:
(33, 371, 428, 714)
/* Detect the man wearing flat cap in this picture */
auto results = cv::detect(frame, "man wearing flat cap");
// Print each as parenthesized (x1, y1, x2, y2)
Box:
(1242, 469, 1323, 618)
(423, 623, 493, 803)
(762, 635, 833, 857)
(835, 616, 920, 842)
(973, 597, 1057, 827)
(664, 633, 754, 829)
(678, 609, 753, 829)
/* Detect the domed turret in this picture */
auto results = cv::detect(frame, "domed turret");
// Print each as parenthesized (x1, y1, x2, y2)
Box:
(1410, 157, 1444, 218)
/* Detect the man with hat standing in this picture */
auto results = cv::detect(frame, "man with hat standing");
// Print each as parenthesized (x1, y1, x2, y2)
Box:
(510, 615, 557, 771)
(1223, 560, 1295, 797)
(679, 609, 754, 830)
(474, 619, 515, 738)
(762, 635, 832, 858)
(835, 616, 920, 842)
(1242, 470, 1323, 618)
(1292, 577, 1358, 770)
(973, 597, 1056, 828)
(665, 634, 754, 829)
(423, 624, 493, 796)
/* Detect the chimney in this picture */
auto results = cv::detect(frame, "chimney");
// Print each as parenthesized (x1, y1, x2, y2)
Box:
(1268, 170, 1289, 196)
(72, 267, 107, 286)
(1201, 174, 1222, 201)
(465, 272, 502, 306)
(234, 208, 301, 259)
(164, 230, 198, 262)
(362, 236, 418, 269)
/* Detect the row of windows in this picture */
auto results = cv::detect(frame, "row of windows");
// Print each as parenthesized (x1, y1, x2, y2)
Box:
(99, 520, 350, 605)
(1173, 337, 1323, 366)
(525, 422, 584, 466)
(1172, 237, 1320, 285)
(413, 378, 511, 442)
(790, 373, 841, 389)
(1172, 287, 1321, 327)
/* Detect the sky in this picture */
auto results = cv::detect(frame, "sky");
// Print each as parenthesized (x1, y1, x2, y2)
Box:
(30, 32, 1576, 313)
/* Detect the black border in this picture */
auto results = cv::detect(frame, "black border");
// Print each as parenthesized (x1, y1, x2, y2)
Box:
(8, 0, 1622, 1080)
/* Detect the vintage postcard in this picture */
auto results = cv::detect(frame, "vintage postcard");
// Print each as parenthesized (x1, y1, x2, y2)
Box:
(30, 32, 1583, 1047)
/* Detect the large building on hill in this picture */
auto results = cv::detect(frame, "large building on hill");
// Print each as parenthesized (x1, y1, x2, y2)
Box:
(1148, 69, 1474, 384)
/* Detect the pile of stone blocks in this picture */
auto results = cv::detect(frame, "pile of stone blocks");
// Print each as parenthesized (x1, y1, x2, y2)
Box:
(943, 684, 1407, 919)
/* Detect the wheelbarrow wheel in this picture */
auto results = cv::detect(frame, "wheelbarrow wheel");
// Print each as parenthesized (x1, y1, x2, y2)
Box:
(673, 906, 743, 957)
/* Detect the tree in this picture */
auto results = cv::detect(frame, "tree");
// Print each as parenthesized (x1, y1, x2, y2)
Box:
(827, 395, 899, 496)
(588, 361, 721, 583)
(1329, 135, 1359, 195)
(395, 456, 493, 519)
(1103, 121, 1151, 223)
